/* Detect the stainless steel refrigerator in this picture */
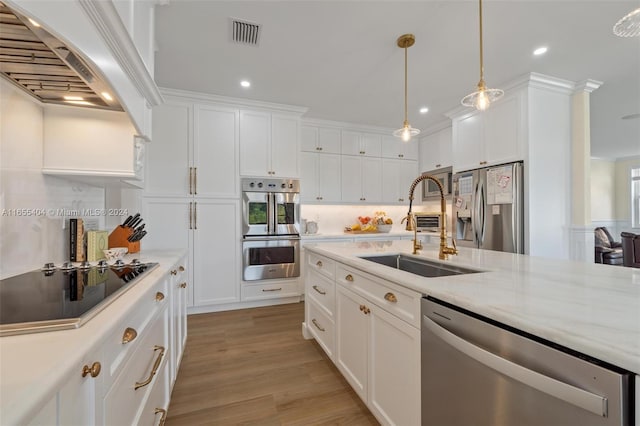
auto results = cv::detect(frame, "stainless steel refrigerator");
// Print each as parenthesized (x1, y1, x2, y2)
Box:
(452, 161, 524, 254)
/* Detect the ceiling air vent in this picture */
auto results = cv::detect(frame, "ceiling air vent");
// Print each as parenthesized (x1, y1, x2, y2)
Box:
(231, 18, 260, 45)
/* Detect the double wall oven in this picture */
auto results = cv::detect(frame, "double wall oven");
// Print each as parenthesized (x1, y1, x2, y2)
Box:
(241, 178, 300, 281)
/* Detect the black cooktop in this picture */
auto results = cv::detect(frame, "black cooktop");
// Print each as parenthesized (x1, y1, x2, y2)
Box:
(0, 262, 158, 336)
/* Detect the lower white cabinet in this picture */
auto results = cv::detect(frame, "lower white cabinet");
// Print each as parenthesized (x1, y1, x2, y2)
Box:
(305, 252, 421, 426)
(169, 257, 189, 389)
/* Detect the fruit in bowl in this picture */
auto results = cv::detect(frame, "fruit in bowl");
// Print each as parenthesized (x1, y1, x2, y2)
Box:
(103, 247, 128, 261)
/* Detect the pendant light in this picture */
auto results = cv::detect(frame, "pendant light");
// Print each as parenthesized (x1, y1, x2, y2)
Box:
(461, 0, 503, 111)
(613, 7, 640, 37)
(393, 34, 420, 142)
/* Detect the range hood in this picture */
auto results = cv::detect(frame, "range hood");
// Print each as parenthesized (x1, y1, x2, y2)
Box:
(0, 1, 122, 111)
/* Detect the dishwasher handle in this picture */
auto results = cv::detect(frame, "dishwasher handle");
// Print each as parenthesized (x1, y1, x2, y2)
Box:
(422, 314, 608, 418)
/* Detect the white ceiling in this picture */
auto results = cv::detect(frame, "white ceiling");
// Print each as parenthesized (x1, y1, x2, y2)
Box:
(154, 1, 640, 160)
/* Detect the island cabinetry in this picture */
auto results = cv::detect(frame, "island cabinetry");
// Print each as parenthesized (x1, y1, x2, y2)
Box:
(301, 125, 341, 154)
(341, 131, 382, 157)
(239, 110, 300, 178)
(335, 264, 421, 426)
(381, 135, 419, 161)
(341, 155, 382, 203)
(169, 257, 188, 389)
(305, 253, 337, 358)
(419, 126, 452, 172)
(300, 151, 341, 203)
(452, 94, 522, 173)
(381, 158, 419, 203)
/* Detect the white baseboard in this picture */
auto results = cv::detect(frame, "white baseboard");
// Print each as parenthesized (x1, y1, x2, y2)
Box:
(187, 296, 303, 315)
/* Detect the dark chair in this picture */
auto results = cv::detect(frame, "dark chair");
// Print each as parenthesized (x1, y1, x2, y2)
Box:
(621, 232, 640, 268)
(594, 227, 623, 265)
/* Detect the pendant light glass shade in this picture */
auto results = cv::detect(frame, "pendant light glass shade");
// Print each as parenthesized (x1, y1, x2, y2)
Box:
(461, 0, 503, 111)
(613, 7, 640, 37)
(394, 34, 420, 142)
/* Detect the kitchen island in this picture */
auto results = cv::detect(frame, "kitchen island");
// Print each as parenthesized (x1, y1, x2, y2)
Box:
(303, 239, 640, 425)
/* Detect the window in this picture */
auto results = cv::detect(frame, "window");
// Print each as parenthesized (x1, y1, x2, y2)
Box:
(632, 167, 640, 228)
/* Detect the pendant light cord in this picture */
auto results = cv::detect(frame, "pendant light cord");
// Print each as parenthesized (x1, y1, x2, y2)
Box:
(404, 45, 408, 124)
(478, 0, 484, 84)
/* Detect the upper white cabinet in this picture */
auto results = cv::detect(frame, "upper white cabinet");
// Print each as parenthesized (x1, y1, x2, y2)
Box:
(419, 127, 452, 172)
(341, 156, 382, 203)
(300, 152, 342, 203)
(240, 110, 300, 178)
(147, 99, 239, 198)
(42, 105, 145, 188)
(381, 136, 419, 161)
(451, 94, 522, 173)
(381, 158, 419, 204)
(341, 131, 382, 157)
(301, 125, 341, 154)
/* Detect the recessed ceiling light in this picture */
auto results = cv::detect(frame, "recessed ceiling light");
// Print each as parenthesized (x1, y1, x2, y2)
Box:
(101, 92, 113, 101)
(533, 46, 548, 56)
(419, 107, 429, 114)
(240, 80, 251, 88)
(64, 96, 84, 101)
(28, 18, 40, 27)
(65, 100, 94, 106)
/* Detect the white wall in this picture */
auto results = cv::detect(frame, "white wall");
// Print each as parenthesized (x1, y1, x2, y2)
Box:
(0, 80, 105, 278)
(590, 158, 616, 221)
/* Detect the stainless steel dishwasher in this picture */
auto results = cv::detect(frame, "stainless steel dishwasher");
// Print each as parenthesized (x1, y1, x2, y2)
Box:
(421, 297, 633, 426)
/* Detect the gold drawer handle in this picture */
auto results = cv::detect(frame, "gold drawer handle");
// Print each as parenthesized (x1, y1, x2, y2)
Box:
(345, 274, 354, 282)
(155, 292, 165, 301)
(179, 266, 185, 272)
(316, 260, 323, 267)
(155, 408, 167, 426)
(170, 270, 177, 276)
(122, 327, 138, 344)
(179, 282, 187, 289)
(135, 345, 165, 390)
(262, 288, 282, 292)
(384, 292, 398, 303)
(311, 318, 325, 332)
(81, 361, 101, 378)
(312, 285, 326, 295)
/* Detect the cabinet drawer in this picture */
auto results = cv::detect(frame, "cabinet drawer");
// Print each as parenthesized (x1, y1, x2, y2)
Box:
(307, 299, 335, 360)
(241, 279, 300, 301)
(104, 305, 169, 426)
(307, 252, 336, 280)
(102, 277, 169, 388)
(306, 269, 335, 316)
(336, 265, 421, 328)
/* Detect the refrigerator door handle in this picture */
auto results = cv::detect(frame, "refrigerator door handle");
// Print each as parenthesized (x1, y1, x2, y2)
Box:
(479, 180, 486, 246)
(472, 180, 480, 245)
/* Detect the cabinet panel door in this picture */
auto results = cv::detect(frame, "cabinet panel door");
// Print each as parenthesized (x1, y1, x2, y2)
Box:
(301, 125, 318, 152)
(194, 105, 239, 198)
(382, 159, 402, 203)
(318, 153, 342, 202)
(453, 113, 483, 173)
(318, 127, 341, 154)
(271, 114, 299, 177)
(240, 110, 270, 176)
(400, 161, 419, 203)
(436, 127, 453, 169)
(193, 200, 240, 306)
(147, 102, 191, 195)
(336, 285, 368, 402)
(58, 346, 103, 425)
(361, 133, 382, 157)
(361, 157, 382, 202)
(341, 130, 361, 156)
(483, 96, 521, 166)
(341, 155, 362, 202)
(300, 152, 319, 202)
(382, 135, 417, 160)
(369, 306, 421, 426)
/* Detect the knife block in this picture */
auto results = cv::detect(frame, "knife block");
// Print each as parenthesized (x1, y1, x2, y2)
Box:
(108, 226, 140, 253)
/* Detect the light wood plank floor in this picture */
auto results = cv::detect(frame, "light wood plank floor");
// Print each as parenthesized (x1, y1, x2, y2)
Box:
(166, 302, 379, 425)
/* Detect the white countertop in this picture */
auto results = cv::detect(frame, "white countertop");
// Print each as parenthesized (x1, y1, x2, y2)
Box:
(0, 250, 187, 425)
(301, 230, 439, 240)
(305, 240, 640, 375)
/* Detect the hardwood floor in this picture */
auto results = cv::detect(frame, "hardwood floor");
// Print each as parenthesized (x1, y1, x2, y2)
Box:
(166, 302, 379, 425)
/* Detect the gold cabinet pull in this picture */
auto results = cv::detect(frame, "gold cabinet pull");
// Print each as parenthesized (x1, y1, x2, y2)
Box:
(345, 274, 354, 282)
(122, 327, 138, 344)
(384, 292, 398, 303)
(170, 270, 177, 276)
(193, 167, 197, 195)
(262, 287, 282, 292)
(189, 202, 193, 230)
(135, 345, 165, 390)
(179, 282, 187, 289)
(194, 202, 197, 230)
(155, 292, 165, 301)
(311, 318, 325, 332)
(81, 361, 101, 378)
(312, 285, 326, 295)
(179, 265, 185, 272)
(155, 408, 167, 426)
(316, 260, 323, 267)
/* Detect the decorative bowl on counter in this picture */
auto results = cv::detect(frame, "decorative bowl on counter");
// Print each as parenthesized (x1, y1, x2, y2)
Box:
(103, 247, 128, 261)
(377, 224, 392, 233)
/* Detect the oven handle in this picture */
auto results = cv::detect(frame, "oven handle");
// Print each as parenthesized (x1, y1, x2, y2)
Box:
(242, 236, 301, 242)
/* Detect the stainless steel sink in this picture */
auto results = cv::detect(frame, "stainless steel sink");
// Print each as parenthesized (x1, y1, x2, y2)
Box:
(360, 254, 481, 278)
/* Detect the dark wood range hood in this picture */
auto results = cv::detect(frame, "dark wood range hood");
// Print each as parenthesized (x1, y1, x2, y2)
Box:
(0, 1, 123, 111)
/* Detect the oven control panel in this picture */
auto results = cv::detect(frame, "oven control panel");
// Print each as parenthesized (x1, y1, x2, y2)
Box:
(242, 178, 299, 193)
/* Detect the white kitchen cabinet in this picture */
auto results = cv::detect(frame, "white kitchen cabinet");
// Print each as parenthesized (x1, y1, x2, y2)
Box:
(241, 278, 301, 301)
(341, 131, 382, 157)
(169, 256, 188, 390)
(452, 94, 522, 173)
(341, 155, 382, 203)
(300, 152, 342, 202)
(240, 110, 300, 177)
(148, 100, 239, 198)
(381, 158, 418, 204)
(381, 135, 419, 161)
(301, 125, 341, 154)
(419, 126, 452, 172)
(142, 198, 240, 308)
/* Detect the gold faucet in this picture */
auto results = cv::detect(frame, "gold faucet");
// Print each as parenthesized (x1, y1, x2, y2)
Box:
(403, 174, 458, 259)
